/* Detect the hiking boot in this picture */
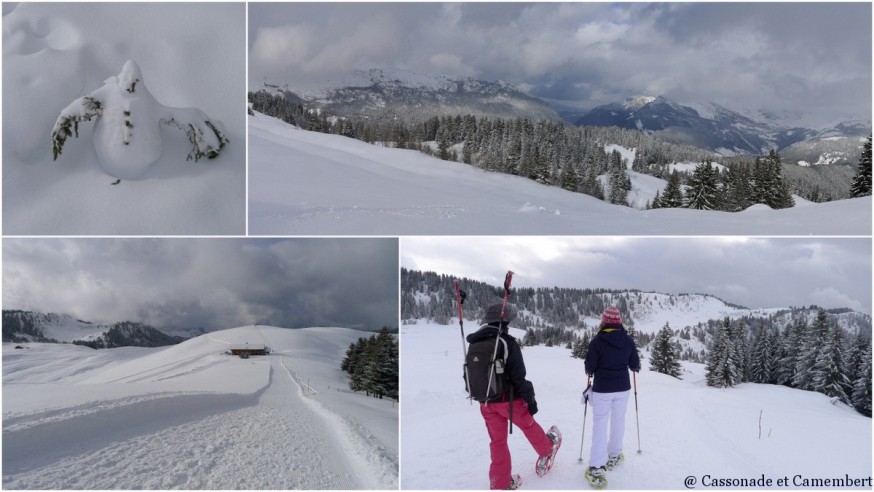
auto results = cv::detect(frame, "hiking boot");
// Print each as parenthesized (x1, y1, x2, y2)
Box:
(535, 425, 562, 477)
(605, 453, 624, 471)
(507, 474, 522, 490)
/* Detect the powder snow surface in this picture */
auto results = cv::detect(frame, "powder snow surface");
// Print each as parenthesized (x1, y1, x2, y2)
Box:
(248, 113, 871, 235)
(401, 321, 872, 489)
(3, 326, 398, 489)
(2, 3, 245, 235)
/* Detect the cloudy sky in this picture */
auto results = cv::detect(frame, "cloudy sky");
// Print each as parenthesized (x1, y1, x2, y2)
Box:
(401, 237, 872, 314)
(249, 2, 871, 127)
(3, 238, 398, 332)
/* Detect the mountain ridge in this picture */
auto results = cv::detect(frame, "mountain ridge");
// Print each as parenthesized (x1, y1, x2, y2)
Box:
(574, 94, 870, 160)
(2, 310, 186, 348)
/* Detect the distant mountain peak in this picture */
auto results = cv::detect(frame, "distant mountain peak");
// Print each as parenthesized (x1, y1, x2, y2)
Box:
(576, 95, 871, 158)
(622, 95, 657, 110)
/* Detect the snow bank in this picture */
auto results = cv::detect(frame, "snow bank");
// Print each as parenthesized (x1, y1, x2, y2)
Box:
(3, 3, 245, 235)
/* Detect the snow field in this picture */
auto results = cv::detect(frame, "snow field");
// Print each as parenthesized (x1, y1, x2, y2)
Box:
(3, 326, 398, 489)
(248, 113, 871, 235)
(401, 322, 872, 489)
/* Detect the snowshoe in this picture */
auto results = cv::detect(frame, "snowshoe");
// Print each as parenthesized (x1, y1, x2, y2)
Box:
(584, 466, 607, 489)
(507, 474, 522, 490)
(535, 425, 562, 477)
(605, 453, 624, 471)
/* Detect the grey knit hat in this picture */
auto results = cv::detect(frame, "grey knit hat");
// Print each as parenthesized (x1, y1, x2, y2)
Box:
(482, 301, 517, 324)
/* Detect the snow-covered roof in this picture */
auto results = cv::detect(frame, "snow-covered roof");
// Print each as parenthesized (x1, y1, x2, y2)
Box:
(230, 344, 266, 351)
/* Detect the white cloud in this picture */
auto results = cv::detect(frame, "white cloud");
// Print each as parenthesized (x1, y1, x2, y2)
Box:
(251, 25, 315, 69)
(428, 53, 476, 77)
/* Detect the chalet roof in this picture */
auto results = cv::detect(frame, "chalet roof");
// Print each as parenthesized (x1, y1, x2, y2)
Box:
(229, 344, 266, 351)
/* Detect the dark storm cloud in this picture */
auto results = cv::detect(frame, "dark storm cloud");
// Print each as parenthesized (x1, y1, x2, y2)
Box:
(3, 238, 398, 332)
(249, 2, 871, 127)
(401, 237, 872, 315)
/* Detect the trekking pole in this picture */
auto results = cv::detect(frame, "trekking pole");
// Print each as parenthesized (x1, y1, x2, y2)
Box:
(633, 371, 642, 454)
(454, 279, 468, 358)
(486, 271, 514, 431)
(577, 375, 592, 463)
(455, 280, 471, 403)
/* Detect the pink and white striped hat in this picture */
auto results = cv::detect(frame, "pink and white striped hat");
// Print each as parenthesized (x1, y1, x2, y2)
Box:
(601, 306, 622, 325)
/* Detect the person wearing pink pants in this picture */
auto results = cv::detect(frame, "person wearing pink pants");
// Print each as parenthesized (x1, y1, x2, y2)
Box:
(467, 302, 561, 490)
(481, 399, 555, 489)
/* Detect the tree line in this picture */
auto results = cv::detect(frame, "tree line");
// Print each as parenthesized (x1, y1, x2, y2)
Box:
(402, 269, 871, 416)
(340, 327, 398, 400)
(702, 309, 871, 417)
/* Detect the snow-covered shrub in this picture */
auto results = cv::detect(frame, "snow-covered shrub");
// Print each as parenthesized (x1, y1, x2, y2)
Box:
(51, 60, 229, 179)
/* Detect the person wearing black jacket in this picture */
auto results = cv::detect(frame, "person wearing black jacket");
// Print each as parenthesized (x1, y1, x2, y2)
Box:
(466, 302, 560, 490)
(583, 306, 641, 487)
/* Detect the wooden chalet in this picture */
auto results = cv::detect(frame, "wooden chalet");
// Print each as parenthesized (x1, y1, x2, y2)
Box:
(229, 344, 269, 356)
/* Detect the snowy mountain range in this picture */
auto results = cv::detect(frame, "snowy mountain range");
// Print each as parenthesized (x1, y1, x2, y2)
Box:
(262, 68, 869, 167)
(267, 68, 563, 124)
(573, 95, 870, 160)
(2, 310, 186, 348)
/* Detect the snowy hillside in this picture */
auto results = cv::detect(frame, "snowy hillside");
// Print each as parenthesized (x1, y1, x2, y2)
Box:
(401, 322, 872, 489)
(2, 310, 186, 348)
(2, 310, 109, 343)
(2, 3, 245, 235)
(3, 326, 398, 489)
(248, 113, 871, 235)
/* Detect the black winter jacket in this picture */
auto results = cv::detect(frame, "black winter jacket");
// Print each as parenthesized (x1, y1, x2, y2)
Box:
(466, 324, 536, 411)
(585, 324, 641, 393)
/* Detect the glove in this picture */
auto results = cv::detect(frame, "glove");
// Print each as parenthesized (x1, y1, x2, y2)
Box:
(528, 400, 538, 416)
(581, 386, 593, 404)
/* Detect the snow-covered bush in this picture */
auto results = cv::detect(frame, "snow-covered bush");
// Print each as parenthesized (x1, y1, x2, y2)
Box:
(51, 60, 229, 179)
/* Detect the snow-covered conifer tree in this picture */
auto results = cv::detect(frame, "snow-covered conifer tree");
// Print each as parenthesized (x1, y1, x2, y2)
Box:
(794, 309, 829, 390)
(811, 323, 849, 403)
(850, 134, 872, 197)
(685, 160, 719, 210)
(750, 325, 777, 384)
(776, 318, 806, 386)
(706, 317, 740, 388)
(649, 323, 683, 378)
(850, 343, 872, 416)
(661, 171, 685, 208)
(51, 60, 228, 179)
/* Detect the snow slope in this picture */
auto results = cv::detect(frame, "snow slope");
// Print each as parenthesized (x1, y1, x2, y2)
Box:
(3, 326, 398, 489)
(248, 113, 871, 235)
(401, 321, 871, 489)
(2, 3, 245, 235)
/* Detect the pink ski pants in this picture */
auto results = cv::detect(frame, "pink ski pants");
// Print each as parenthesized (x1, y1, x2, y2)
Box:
(480, 398, 553, 490)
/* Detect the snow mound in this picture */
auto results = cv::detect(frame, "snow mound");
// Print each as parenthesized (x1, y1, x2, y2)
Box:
(2, 3, 245, 235)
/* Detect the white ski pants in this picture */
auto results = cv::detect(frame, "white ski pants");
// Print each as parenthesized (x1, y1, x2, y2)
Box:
(588, 390, 630, 468)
